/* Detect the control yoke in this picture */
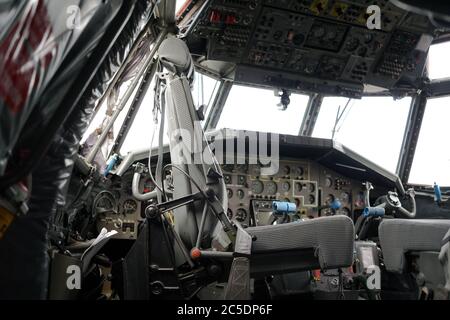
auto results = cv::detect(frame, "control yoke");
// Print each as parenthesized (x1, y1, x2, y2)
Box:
(364, 181, 416, 219)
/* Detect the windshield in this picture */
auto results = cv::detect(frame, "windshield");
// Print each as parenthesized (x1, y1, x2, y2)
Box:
(81, 72, 218, 157)
(409, 96, 450, 186)
(313, 96, 411, 173)
(428, 41, 450, 80)
(216, 85, 309, 135)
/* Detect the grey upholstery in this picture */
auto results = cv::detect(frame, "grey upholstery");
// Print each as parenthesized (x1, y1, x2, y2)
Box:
(246, 215, 355, 270)
(439, 229, 450, 294)
(379, 219, 450, 273)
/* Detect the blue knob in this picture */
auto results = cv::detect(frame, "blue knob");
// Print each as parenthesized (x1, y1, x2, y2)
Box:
(272, 201, 297, 214)
(363, 207, 385, 217)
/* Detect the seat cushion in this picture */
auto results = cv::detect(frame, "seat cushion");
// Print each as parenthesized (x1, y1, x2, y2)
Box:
(246, 215, 354, 270)
(379, 219, 450, 273)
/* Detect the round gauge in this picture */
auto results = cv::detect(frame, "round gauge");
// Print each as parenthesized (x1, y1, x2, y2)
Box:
(224, 175, 232, 184)
(325, 194, 335, 206)
(95, 192, 117, 217)
(281, 181, 291, 192)
(251, 180, 264, 194)
(235, 208, 248, 222)
(123, 199, 138, 215)
(266, 181, 278, 195)
(227, 209, 233, 220)
(325, 177, 333, 188)
(340, 192, 350, 203)
(227, 188, 233, 199)
(309, 195, 316, 205)
(295, 166, 304, 177)
(295, 182, 303, 192)
(337, 207, 351, 216)
(238, 175, 246, 185)
(308, 183, 316, 193)
(282, 165, 291, 176)
(237, 189, 245, 200)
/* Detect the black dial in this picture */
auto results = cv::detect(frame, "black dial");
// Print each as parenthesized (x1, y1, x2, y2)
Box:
(235, 209, 248, 222)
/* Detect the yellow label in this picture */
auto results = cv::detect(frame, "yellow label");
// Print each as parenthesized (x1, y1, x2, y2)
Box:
(310, 0, 329, 16)
(330, 3, 349, 18)
(0, 207, 15, 239)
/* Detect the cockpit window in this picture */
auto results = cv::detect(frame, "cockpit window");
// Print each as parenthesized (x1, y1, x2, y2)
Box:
(216, 85, 309, 135)
(428, 41, 450, 80)
(119, 72, 218, 155)
(409, 97, 450, 186)
(313, 96, 411, 173)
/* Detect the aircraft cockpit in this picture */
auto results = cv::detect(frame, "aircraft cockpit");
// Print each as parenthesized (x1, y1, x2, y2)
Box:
(1, 0, 450, 302)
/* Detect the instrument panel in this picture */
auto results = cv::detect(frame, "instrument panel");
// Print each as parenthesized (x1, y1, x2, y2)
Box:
(179, 0, 435, 96)
(95, 171, 156, 239)
(222, 158, 366, 226)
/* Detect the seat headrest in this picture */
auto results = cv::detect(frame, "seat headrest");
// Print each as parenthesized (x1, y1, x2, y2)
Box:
(158, 36, 194, 78)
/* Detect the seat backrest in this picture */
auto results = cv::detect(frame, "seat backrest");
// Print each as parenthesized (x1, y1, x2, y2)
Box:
(439, 229, 450, 297)
(246, 215, 355, 276)
(379, 219, 450, 273)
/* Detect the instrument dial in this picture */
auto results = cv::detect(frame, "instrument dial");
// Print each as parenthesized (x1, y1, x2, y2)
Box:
(295, 166, 304, 177)
(309, 195, 316, 205)
(237, 189, 245, 200)
(238, 175, 246, 185)
(281, 181, 291, 192)
(308, 183, 316, 193)
(266, 181, 278, 195)
(235, 208, 248, 222)
(224, 175, 232, 184)
(325, 177, 333, 188)
(282, 165, 291, 175)
(227, 188, 233, 198)
(251, 180, 264, 194)
(227, 209, 233, 220)
(295, 182, 303, 192)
